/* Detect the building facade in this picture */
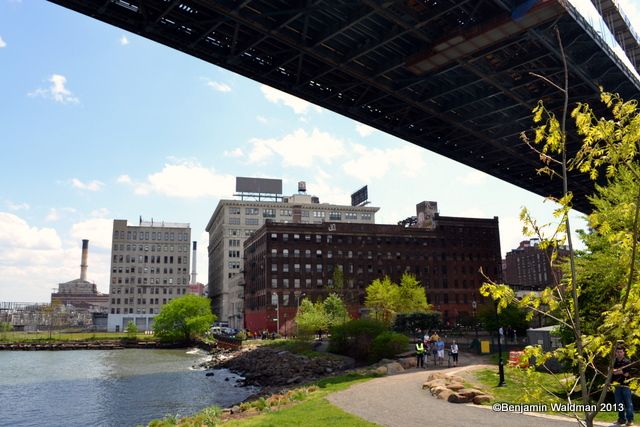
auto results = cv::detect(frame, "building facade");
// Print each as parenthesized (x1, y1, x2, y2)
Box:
(107, 219, 191, 332)
(503, 239, 569, 291)
(242, 213, 501, 333)
(205, 189, 379, 329)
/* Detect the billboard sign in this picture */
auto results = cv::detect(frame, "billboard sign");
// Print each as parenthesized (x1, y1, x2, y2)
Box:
(236, 177, 283, 194)
(351, 185, 368, 206)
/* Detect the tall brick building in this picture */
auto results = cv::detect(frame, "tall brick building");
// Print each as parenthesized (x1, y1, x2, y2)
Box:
(503, 238, 569, 291)
(243, 210, 501, 333)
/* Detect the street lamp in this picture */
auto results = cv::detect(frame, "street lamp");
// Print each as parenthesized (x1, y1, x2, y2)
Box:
(472, 298, 478, 339)
(495, 301, 505, 387)
(295, 292, 306, 336)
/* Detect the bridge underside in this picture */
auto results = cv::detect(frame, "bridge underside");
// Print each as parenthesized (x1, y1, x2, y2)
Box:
(48, 0, 640, 212)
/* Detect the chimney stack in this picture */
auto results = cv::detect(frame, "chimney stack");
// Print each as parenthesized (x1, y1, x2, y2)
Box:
(80, 239, 89, 281)
(191, 241, 197, 284)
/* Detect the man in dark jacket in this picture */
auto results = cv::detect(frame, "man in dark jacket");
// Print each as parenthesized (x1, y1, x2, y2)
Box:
(613, 346, 634, 426)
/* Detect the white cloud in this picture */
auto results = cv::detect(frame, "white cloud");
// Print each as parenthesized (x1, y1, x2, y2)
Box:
(342, 144, 427, 181)
(28, 74, 79, 104)
(45, 207, 76, 222)
(90, 208, 110, 218)
(120, 161, 235, 198)
(247, 128, 346, 167)
(260, 85, 313, 114)
(206, 80, 232, 92)
(456, 170, 488, 186)
(6, 200, 29, 211)
(224, 148, 244, 158)
(70, 218, 114, 249)
(256, 115, 268, 124)
(70, 178, 104, 191)
(0, 213, 62, 250)
(0, 36, 6, 48)
(119, 35, 129, 45)
(355, 123, 376, 137)
(0, 214, 112, 301)
(116, 174, 132, 184)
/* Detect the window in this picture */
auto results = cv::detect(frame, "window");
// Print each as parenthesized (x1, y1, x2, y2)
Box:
(294, 249, 300, 257)
(280, 209, 292, 216)
(294, 278, 300, 288)
(228, 250, 240, 258)
(283, 278, 289, 288)
(245, 218, 259, 226)
(271, 278, 278, 288)
(301, 210, 310, 217)
(229, 239, 240, 247)
(271, 263, 277, 272)
(283, 249, 289, 257)
(305, 249, 311, 258)
(271, 233, 278, 240)
(329, 212, 341, 220)
(345, 212, 357, 220)
(293, 234, 300, 241)
(313, 211, 326, 218)
(294, 264, 300, 273)
(245, 208, 259, 215)
(305, 278, 311, 287)
(229, 217, 240, 225)
(229, 207, 241, 215)
(263, 209, 276, 218)
(283, 264, 289, 273)
(305, 264, 311, 273)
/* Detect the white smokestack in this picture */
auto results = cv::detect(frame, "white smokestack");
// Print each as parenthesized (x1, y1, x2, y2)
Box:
(80, 239, 89, 281)
(191, 241, 197, 284)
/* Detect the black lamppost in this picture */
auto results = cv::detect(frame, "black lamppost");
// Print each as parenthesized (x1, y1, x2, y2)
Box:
(495, 302, 505, 386)
(472, 298, 478, 339)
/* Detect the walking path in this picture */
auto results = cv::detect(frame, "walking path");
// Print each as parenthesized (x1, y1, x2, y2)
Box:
(328, 352, 614, 427)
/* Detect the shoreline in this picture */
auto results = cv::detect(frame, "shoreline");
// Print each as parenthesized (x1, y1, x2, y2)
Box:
(0, 339, 209, 351)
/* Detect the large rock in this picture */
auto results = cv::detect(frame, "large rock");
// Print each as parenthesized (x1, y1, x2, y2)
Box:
(457, 388, 485, 399)
(436, 389, 455, 401)
(385, 362, 405, 375)
(473, 395, 492, 404)
(447, 392, 472, 404)
(447, 382, 465, 391)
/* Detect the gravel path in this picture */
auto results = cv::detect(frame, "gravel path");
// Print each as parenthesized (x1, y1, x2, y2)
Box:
(328, 353, 614, 427)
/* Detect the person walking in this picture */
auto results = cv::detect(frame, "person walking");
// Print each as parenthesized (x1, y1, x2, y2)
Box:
(436, 337, 445, 366)
(415, 341, 426, 368)
(450, 340, 459, 367)
(613, 346, 634, 426)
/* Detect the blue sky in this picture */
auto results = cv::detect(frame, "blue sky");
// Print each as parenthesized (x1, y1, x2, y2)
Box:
(1, 0, 638, 302)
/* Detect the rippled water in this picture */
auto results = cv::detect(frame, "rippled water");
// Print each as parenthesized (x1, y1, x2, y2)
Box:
(0, 349, 256, 427)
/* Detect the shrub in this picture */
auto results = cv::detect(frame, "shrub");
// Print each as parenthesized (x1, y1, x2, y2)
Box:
(371, 331, 409, 362)
(329, 318, 387, 362)
(235, 330, 247, 341)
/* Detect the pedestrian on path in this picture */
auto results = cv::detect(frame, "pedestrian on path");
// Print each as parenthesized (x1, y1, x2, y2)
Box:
(415, 341, 425, 368)
(450, 340, 459, 367)
(613, 346, 634, 426)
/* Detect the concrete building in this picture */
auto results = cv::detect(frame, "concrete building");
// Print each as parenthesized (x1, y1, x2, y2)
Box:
(242, 202, 501, 333)
(107, 219, 191, 332)
(503, 238, 569, 291)
(51, 239, 109, 311)
(205, 178, 379, 329)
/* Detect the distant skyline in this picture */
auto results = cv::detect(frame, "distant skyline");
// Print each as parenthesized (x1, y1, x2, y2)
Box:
(1, 1, 638, 302)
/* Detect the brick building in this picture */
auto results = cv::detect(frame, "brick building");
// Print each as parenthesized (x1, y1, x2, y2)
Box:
(503, 238, 569, 291)
(243, 212, 501, 333)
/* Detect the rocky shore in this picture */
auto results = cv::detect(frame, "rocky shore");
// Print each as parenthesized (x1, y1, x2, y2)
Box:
(202, 345, 354, 388)
(0, 340, 181, 350)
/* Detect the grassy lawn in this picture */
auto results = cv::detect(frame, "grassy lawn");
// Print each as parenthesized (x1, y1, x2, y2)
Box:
(471, 366, 620, 423)
(253, 339, 330, 359)
(0, 331, 155, 342)
(148, 373, 378, 426)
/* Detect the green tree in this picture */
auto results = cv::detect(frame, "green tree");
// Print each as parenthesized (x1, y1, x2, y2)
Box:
(364, 273, 429, 325)
(393, 312, 442, 336)
(481, 84, 640, 427)
(476, 303, 529, 336)
(125, 320, 138, 339)
(364, 276, 397, 324)
(295, 298, 328, 339)
(330, 266, 345, 300)
(153, 295, 215, 342)
(0, 321, 12, 340)
(323, 293, 350, 328)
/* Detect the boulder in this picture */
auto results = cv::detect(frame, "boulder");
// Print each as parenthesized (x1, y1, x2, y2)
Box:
(450, 375, 465, 384)
(457, 388, 485, 399)
(385, 362, 405, 375)
(436, 389, 455, 401)
(422, 379, 447, 389)
(448, 392, 472, 404)
(373, 366, 388, 376)
(425, 372, 448, 381)
(473, 395, 492, 405)
(430, 386, 449, 396)
(447, 382, 465, 391)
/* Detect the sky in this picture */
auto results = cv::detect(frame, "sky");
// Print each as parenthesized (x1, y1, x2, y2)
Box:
(0, 0, 638, 303)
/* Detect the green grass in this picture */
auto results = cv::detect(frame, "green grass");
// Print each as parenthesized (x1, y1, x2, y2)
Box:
(257, 339, 329, 358)
(0, 331, 155, 342)
(148, 373, 378, 426)
(472, 366, 619, 423)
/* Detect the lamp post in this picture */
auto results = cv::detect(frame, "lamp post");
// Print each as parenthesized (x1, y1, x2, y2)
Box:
(472, 298, 478, 339)
(495, 301, 505, 387)
(295, 292, 306, 336)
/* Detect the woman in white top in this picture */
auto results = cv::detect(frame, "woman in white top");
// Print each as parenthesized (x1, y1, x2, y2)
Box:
(450, 341, 459, 367)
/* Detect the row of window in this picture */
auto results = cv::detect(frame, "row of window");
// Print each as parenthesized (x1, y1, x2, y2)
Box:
(111, 277, 188, 285)
(111, 286, 186, 295)
(111, 307, 159, 314)
(228, 207, 371, 219)
(112, 243, 189, 253)
(112, 255, 183, 264)
(265, 275, 480, 290)
(114, 230, 189, 242)
(112, 267, 189, 275)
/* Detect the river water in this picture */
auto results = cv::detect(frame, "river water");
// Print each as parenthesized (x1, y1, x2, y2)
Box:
(0, 349, 257, 427)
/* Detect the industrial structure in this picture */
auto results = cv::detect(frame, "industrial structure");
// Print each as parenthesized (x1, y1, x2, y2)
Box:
(243, 201, 501, 333)
(47, 0, 640, 213)
(51, 239, 109, 311)
(107, 218, 191, 332)
(205, 177, 378, 329)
